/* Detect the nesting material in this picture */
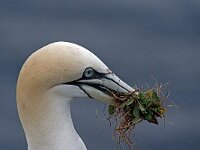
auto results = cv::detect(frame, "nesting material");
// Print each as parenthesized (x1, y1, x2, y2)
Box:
(107, 84, 169, 149)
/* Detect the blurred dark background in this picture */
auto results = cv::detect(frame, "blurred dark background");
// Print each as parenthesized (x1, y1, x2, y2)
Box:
(0, 0, 200, 150)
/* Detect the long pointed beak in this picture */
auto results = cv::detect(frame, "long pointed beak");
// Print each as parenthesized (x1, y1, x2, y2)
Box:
(102, 73, 134, 94)
(75, 73, 135, 103)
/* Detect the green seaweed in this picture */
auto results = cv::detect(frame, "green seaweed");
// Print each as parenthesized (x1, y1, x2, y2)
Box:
(107, 85, 169, 149)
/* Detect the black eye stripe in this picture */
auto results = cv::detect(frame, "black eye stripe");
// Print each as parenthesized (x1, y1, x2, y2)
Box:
(64, 67, 108, 85)
(82, 67, 105, 79)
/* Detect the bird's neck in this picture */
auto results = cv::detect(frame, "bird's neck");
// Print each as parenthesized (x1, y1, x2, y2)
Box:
(21, 95, 87, 150)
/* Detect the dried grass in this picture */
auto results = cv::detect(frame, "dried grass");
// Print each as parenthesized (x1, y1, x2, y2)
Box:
(107, 82, 170, 149)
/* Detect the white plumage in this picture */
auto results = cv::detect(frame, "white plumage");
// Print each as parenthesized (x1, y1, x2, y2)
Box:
(16, 42, 134, 150)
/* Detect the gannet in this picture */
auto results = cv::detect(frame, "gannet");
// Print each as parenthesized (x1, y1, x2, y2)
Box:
(16, 42, 134, 150)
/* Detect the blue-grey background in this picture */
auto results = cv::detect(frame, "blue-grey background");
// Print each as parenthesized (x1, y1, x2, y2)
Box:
(0, 0, 199, 150)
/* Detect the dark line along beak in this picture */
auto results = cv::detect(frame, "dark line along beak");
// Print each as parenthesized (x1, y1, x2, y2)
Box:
(70, 73, 135, 98)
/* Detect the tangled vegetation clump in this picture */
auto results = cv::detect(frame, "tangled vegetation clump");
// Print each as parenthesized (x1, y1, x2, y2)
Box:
(107, 83, 170, 149)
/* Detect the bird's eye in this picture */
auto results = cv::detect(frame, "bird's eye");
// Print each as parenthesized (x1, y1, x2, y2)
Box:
(84, 68, 95, 78)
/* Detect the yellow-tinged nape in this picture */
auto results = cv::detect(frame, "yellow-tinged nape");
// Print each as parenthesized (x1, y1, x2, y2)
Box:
(17, 41, 109, 94)
(16, 41, 111, 150)
(16, 41, 109, 130)
(16, 41, 134, 150)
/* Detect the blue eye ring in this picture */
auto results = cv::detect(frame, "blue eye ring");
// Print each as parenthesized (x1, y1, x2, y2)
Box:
(84, 68, 95, 78)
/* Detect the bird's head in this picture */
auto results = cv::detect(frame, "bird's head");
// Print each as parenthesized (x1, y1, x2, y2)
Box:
(17, 42, 134, 105)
